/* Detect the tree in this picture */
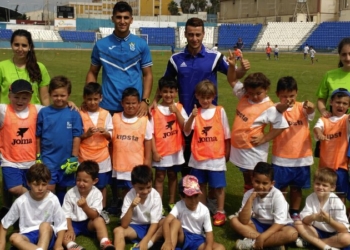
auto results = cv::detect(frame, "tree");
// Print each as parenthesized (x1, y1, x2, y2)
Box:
(194, 0, 207, 12)
(207, 0, 220, 14)
(180, 0, 192, 14)
(168, 1, 179, 15)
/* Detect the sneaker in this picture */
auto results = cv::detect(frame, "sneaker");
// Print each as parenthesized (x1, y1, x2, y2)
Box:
(100, 240, 115, 250)
(236, 238, 254, 250)
(213, 211, 226, 226)
(130, 243, 139, 250)
(100, 210, 110, 224)
(206, 198, 217, 215)
(291, 213, 301, 221)
(68, 244, 85, 250)
(295, 237, 309, 248)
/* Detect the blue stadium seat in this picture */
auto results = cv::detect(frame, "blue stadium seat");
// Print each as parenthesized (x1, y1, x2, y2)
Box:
(59, 30, 95, 43)
(139, 27, 175, 46)
(218, 24, 262, 50)
(0, 29, 13, 41)
(302, 22, 350, 50)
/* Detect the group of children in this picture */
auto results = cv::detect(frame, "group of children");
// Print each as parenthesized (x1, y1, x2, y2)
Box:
(0, 50, 350, 249)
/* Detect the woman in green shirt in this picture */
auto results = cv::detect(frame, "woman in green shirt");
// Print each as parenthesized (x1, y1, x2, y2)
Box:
(0, 29, 50, 105)
(317, 37, 350, 117)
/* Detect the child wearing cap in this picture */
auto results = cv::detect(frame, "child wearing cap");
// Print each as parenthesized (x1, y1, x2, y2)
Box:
(0, 79, 45, 206)
(314, 88, 350, 203)
(153, 175, 225, 250)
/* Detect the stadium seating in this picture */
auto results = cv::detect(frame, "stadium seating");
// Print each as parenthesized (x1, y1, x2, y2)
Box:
(0, 29, 13, 40)
(218, 23, 262, 50)
(178, 26, 214, 48)
(28, 30, 61, 41)
(59, 30, 96, 42)
(99, 27, 136, 38)
(256, 22, 316, 50)
(303, 22, 350, 50)
(139, 27, 175, 46)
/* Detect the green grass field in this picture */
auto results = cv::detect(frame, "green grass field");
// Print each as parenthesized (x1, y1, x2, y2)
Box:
(0, 48, 340, 249)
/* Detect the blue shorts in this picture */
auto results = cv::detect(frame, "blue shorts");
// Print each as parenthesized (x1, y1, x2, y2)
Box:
(154, 165, 181, 172)
(181, 228, 205, 250)
(72, 219, 95, 237)
(95, 171, 112, 189)
(272, 165, 311, 189)
(129, 224, 150, 243)
(251, 218, 271, 233)
(334, 169, 350, 200)
(2, 167, 29, 190)
(237, 167, 250, 173)
(315, 227, 336, 239)
(190, 169, 226, 188)
(49, 168, 75, 187)
(10, 229, 56, 250)
(116, 179, 133, 189)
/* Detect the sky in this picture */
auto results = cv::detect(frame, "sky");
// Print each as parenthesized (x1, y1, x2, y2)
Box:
(0, 0, 182, 13)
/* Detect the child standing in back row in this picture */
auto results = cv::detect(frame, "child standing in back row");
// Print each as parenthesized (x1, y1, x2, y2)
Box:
(151, 76, 188, 212)
(228, 51, 288, 194)
(36, 76, 83, 204)
(79, 82, 113, 222)
(184, 80, 231, 227)
(313, 88, 350, 203)
(272, 76, 315, 221)
(111, 87, 152, 197)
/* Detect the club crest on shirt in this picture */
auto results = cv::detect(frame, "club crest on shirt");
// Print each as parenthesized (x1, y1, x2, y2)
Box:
(129, 42, 135, 51)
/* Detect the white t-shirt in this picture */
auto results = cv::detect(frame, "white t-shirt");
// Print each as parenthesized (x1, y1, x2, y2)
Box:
(230, 82, 289, 170)
(112, 113, 153, 180)
(62, 186, 103, 222)
(239, 187, 293, 225)
(0, 104, 44, 169)
(81, 111, 113, 173)
(1, 191, 67, 234)
(171, 200, 212, 235)
(151, 103, 188, 167)
(186, 107, 231, 171)
(272, 102, 315, 167)
(121, 188, 162, 225)
(300, 192, 349, 233)
(304, 46, 309, 54)
(313, 114, 350, 140)
(310, 49, 316, 58)
(274, 47, 279, 53)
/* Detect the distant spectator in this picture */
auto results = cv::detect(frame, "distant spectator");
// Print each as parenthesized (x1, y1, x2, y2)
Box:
(212, 43, 218, 51)
(236, 38, 244, 50)
(303, 43, 309, 60)
(233, 45, 242, 61)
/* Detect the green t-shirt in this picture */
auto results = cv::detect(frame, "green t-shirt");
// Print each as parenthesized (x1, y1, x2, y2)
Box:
(316, 67, 350, 106)
(0, 59, 50, 104)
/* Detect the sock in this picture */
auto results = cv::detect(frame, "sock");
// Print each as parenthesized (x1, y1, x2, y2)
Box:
(217, 210, 225, 214)
(324, 245, 340, 250)
(100, 237, 108, 244)
(147, 240, 153, 249)
(36, 248, 43, 250)
(67, 242, 77, 249)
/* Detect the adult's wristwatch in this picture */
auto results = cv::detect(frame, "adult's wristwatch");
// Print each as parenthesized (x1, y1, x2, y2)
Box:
(141, 98, 150, 105)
